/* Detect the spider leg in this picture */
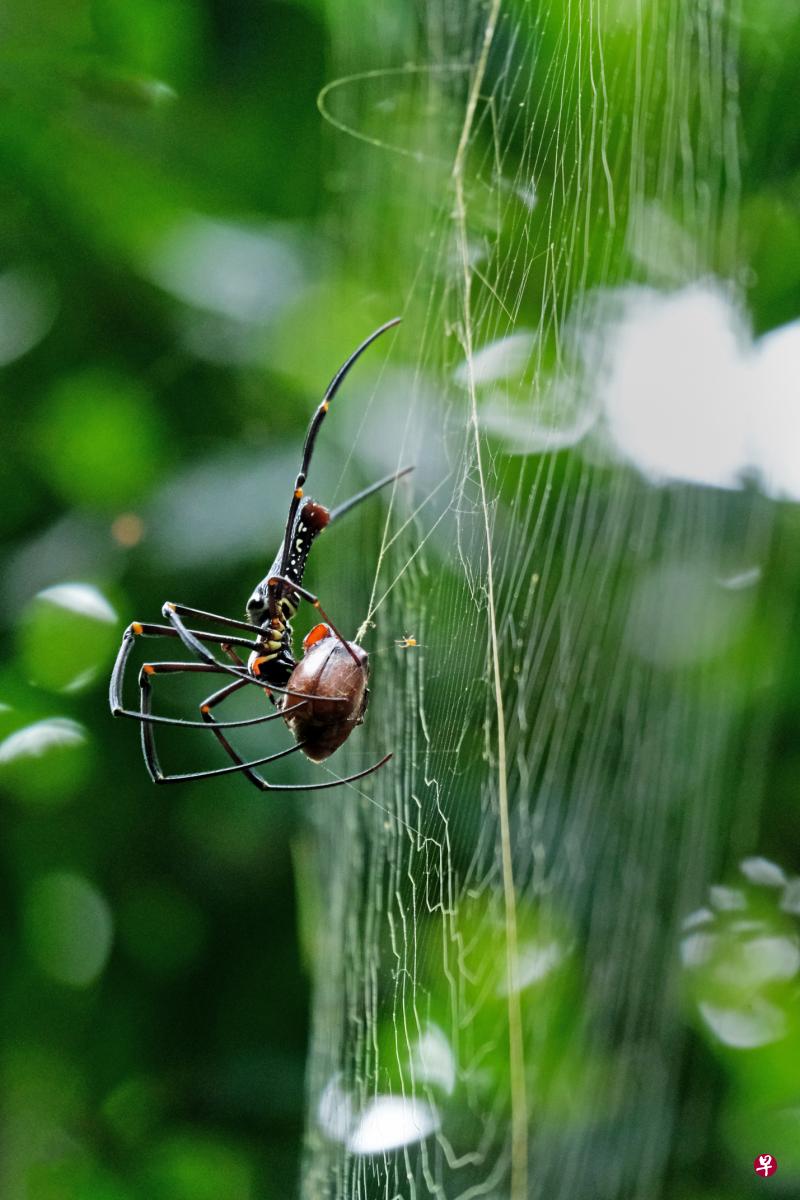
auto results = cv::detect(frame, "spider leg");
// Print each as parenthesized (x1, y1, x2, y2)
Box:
(160, 604, 261, 636)
(114, 657, 303, 729)
(279, 318, 401, 573)
(198, 677, 271, 789)
(244, 751, 392, 793)
(137, 660, 309, 784)
(133, 622, 256, 651)
(111, 620, 256, 709)
(198, 647, 392, 791)
(201, 648, 282, 788)
(162, 605, 250, 674)
(328, 465, 414, 526)
(143, 723, 307, 784)
(267, 575, 361, 666)
(160, 608, 352, 701)
(116, 618, 391, 791)
(158, 607, 313, 696)
(199, 647, 308, 789)
(148, 737, 392, 790)
(220, 644, 247, 670)
(111, 620, 349, 727)
(110, 622, 257, 721)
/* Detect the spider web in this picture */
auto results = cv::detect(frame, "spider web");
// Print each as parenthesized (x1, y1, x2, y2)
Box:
(299, 3, 785, 1198)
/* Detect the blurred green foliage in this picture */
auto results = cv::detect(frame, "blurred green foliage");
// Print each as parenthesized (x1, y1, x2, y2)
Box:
(0, 0, 799, 1198)
(0, 1, 347, 1195)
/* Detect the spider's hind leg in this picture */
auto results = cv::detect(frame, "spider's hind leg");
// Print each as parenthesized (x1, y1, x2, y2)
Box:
(199, 645, 278, 790)
(199, 677, 265, 790)
(138, 661, 226, 783)
(327, 465, 413, 526)
(195, 657, 393, 794)
(139, 662, 306, 786)
(127, 637, 391, 792)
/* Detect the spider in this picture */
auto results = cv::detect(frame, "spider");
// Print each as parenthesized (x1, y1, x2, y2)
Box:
(395, 635, 420, 648)
(110, 317, 408, 793)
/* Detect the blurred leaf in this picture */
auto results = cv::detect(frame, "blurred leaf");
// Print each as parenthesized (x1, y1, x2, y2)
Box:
(0, 266, 58, 366)
(267, 280, 403, 397)
(90, 0, 203, 85)
(743, 191, 800, 331)
(18, 583, 118, 694)
(0, 715, 92, 805)
(118, 880, 205, 975)
(23, 871, 114, 987)
(2, 1042, 87, 1122)
(102, 1074, 165, 1147)
(32, 368, 167, 509)
(77, 62, 178, 109)
(26, 1159, 135, 1200)
(146, 1132, 254, 1200)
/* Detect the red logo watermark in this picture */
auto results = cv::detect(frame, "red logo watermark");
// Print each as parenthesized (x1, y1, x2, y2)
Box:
(754, 1154, 778, 1178)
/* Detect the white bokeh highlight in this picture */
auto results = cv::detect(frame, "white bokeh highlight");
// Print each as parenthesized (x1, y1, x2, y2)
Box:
(317, 1074, 440, 1155)
(585, 283, 800, 500)
(0, 718, 86, 765)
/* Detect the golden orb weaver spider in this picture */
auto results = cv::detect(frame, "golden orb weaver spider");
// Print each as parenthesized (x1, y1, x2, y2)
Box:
(395, 634, 420, 648)
(109, 318, 409, 792)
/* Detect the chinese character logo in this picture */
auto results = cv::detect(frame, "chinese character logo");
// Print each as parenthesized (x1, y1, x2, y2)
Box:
(754, 1154, 778, 1178)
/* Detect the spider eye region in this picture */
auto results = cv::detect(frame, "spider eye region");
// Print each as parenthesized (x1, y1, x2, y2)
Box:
(245, 592, 267, 623)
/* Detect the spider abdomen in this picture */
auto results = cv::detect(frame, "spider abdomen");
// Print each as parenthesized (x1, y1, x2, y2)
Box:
(282, 636, 369, 761)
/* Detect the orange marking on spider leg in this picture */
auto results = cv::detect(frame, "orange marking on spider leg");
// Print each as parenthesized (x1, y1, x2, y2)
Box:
(251, 656, 269, 676)
(132, 622, 143, 635)
(200, 704, 210, 714)
(143, 664, 155, 675)
(295, 488, 303, 499)
(322, 401, 329, 412)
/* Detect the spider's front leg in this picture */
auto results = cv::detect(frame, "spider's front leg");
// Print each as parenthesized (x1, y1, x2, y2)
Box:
(161, 602, 260, 679)
(110, 621, 288, 729)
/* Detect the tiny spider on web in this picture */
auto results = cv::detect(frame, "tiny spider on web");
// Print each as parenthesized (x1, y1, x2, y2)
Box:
(110, 318, 411, 793)
(395, 635, 421, 648)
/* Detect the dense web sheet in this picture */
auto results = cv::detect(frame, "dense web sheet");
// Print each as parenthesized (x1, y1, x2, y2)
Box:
(301, 3, 790, 1198)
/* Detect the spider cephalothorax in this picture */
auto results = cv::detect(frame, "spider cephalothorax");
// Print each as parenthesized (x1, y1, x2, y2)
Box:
(244, 499, 331, 685)
(110, 318, 409, 793)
